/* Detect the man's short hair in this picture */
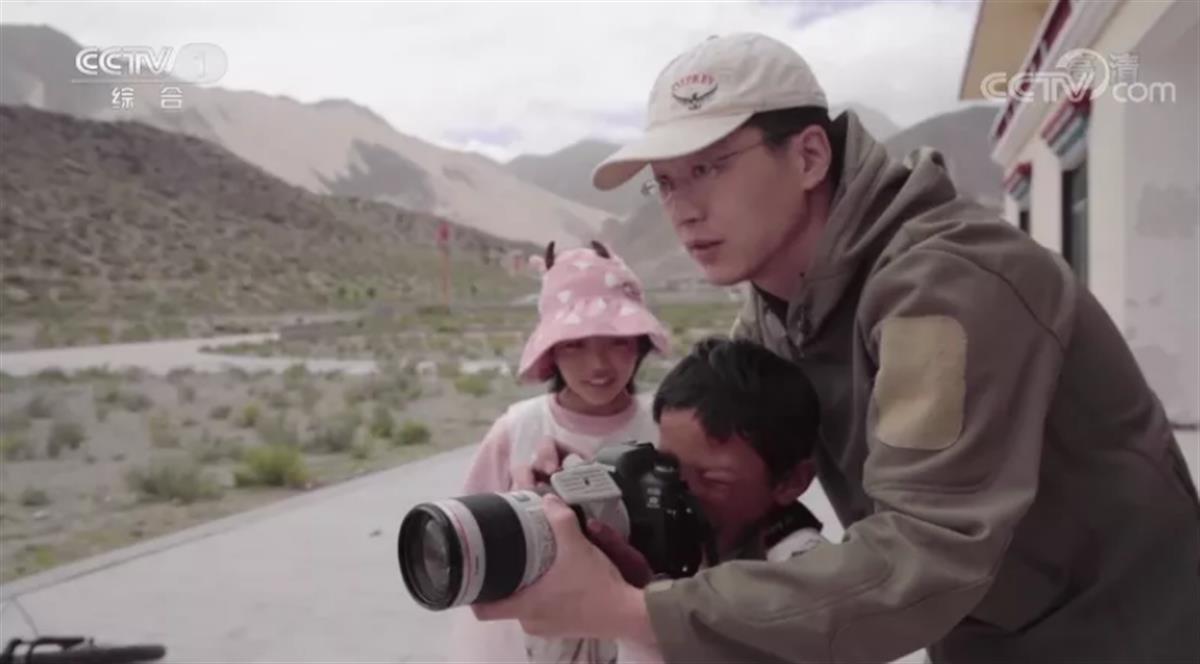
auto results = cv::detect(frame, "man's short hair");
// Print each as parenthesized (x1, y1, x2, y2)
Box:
(653, 337, 821, 484)
(743, 106, 844, 192)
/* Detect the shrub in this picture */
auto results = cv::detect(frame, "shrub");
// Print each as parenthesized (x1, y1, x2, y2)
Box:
(34, 368, 68, 384)
(350, 432, 375, 460)
(1, 432, 33, 461)
(26, 393, 53, 419)
(308, 410, 360, 454)
(176, 384, 197, 404)
(395, 420, 431, 447)
(126, 460, 222, 503)
(191, 430, 243, 464)
(235, 403, 261, 428)
(255, 413, 298, 448)
(235, 445, 310, 488)
(369, 404, 395, 440)
(454, 374, 492, 398)
(265, 390, 291, 410)
(49, 417, 85, 451)
(147, 410, 178, 448)
(282, 363, 309, 390)
(299, 383, 322, 412)
(20, 487, 50, 507)
(0, 411, 32, 434)
(119, 390, 153, 412)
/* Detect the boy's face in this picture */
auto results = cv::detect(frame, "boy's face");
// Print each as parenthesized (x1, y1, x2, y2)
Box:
(657, 408, 813, 550)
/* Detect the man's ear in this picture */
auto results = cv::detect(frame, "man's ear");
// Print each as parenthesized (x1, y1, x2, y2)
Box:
(771, 459, 815, 505)
(788, 126, 832, 192)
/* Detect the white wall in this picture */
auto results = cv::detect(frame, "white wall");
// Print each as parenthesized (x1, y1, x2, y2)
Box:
(1085, 93, 1130, 330)
(1120, 5, 1200, 424)
(1021, 138, 1064, 253)
(1004, 194, 1020, 226)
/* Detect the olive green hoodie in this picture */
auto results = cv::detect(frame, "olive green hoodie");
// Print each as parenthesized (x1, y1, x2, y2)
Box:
(642, 111, 1200, 663)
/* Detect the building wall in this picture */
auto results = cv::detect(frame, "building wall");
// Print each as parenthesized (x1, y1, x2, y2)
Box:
(1022, 138, 1064, 253)
(997, 0, 1198, 423)
(1119, 7, 1199, 424)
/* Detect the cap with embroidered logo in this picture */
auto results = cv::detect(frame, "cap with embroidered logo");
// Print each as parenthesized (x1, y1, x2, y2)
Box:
(592, 32, 827, 191)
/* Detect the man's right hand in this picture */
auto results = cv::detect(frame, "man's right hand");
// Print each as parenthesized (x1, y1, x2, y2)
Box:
(586, 518, 654, 588)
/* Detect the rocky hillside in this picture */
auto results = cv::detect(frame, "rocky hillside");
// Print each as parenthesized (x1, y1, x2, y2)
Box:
(0, 24, 608, 245)
(506, 139, 646, 218)
(0, 105, 536, 322)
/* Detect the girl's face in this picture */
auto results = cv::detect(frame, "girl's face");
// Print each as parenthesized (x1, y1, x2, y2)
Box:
(552, 336, 641, 413)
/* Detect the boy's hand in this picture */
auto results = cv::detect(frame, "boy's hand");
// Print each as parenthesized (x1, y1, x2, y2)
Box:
(512, 437, 563, 490)
(586, 519, 654, 588)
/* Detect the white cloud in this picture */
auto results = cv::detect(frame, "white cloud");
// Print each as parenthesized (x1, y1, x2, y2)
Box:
(1, 0, 980, 161)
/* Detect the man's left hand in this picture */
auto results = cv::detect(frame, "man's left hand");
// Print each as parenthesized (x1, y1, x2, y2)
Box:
(472, 494, 651, 642)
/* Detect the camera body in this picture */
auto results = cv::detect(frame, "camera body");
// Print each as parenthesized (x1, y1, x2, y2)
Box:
(397, 441, 712, 610)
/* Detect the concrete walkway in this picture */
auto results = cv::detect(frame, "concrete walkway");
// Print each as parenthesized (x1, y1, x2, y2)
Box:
(1, 433, 1195, 663)
(0, 446, 479, 663)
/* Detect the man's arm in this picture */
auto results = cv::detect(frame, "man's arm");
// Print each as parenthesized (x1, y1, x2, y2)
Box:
(644, 248, 1071, 663)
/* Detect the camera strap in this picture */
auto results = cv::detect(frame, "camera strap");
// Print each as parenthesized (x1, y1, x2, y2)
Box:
(760, 502, 824, 550)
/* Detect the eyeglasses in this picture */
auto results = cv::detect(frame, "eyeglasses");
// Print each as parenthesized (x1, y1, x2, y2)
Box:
(640, 138, 770, 201)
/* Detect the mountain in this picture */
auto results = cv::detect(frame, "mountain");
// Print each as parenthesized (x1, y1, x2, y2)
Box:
(0, 24, 608, 245)
(506, 139, 645, 218)
(884, 104, 1004, 208)
(0, 105, 535, 322)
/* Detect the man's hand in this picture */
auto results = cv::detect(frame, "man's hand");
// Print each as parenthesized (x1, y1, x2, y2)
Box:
(472, 495, 655, 646)
(587, 518, 654, 588)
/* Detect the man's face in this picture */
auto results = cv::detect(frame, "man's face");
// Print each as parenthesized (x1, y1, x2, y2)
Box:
(657, 408, 812, 550)
(647, 126, 817, 286)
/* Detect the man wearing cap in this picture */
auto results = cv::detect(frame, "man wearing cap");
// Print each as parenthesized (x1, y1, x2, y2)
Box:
(476, 33, 1200, 663)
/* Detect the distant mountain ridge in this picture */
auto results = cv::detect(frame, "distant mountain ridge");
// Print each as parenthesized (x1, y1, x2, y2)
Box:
(0, 23, 608, 245)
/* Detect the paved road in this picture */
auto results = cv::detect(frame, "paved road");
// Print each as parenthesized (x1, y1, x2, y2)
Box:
(0, 446, 477, 662)
(1, 434, 1196, 663)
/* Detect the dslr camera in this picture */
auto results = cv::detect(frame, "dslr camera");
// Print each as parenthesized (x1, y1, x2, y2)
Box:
(397, 442, 714, 610)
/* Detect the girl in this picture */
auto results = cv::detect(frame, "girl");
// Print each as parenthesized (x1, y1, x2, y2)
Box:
(451, 240, 671, 664)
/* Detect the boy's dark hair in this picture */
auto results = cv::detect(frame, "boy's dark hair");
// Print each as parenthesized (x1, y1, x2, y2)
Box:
(653, 337, 821, 484)
(744, 106, 845, 194)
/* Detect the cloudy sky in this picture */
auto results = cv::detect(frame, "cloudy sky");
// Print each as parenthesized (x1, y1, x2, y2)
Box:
(1, 0, 984, 161)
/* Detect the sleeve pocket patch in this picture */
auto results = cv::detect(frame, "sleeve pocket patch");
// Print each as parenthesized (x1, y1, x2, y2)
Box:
(873, 315, 966, 450)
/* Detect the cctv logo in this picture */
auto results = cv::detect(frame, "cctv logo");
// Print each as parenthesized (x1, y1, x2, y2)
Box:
(76, 47, 173, 79)
(74, 44, 228, 84)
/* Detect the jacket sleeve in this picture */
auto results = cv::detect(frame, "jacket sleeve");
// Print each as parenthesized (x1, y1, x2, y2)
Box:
(643, 248, 1069, 663)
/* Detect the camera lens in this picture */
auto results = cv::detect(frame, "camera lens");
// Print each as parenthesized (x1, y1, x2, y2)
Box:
(397, 492, 556, 610)
(418, 518, 450, 594)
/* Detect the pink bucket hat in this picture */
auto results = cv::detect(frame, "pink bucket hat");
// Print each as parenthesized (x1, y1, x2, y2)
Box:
(518, 244, 671, 383)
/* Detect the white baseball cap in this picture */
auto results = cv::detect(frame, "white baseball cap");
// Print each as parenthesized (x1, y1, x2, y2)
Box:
(592, 33, 827, 192)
